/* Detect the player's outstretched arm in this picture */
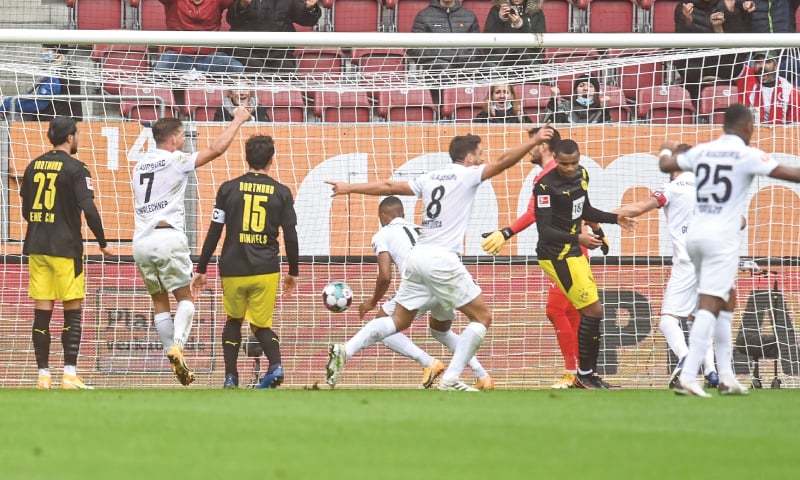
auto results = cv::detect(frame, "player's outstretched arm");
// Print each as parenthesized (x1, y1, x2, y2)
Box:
(482, 125, 553, 180)
(194, 106, 251, 168)
(325, 179, 413, 197)
(359, 251, 392, 318)
(769, 165, 800, 183)
(614, 197, 660, 218)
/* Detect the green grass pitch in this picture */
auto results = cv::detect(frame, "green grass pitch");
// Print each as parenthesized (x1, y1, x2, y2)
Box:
(1, 389, 798, 480)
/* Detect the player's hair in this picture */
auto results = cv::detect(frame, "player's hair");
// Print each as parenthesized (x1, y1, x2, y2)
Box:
(528, 125, 561, 148)
(379, 195, 404, 216)
(676, 143, 692, 154)
(553, 138, 580, 156)
(151, 118, 184, 145)
(723, 103, 753, 132)
(245, 135, 275, 170)
(46, 116, 77, 146)
(449, 134, 482, 163)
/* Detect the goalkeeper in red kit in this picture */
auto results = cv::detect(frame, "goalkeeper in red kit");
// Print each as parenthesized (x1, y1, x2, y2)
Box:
(481, 126, 610, 389)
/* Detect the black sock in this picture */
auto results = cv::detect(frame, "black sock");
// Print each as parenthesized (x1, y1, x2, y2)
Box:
(254, 327, 281, 370)
(32, 309, 53, 370)
(578, 315, 602, 374)
(61, 309, 82, 368)
(222, 320, 242, 378)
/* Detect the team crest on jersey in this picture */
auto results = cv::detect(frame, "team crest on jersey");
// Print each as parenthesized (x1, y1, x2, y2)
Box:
(761, 153, 772, 163)
(581, 180, 588, 191)
(538, 195, 551, 207)
(85, 177, 94, 190)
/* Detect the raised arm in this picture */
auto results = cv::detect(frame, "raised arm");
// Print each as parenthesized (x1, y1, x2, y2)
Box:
(769, 164, 800, 183)
(658, 141, 682, 173)
(325, 179, 413, 197)
(481, 126, 553, 180)
(614, 197, 660, 218)
(358, 251, 393, 319)
(194, 106, 251, 168)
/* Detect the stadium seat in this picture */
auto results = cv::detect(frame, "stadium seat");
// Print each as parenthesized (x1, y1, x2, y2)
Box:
(636, 85, 695, 124)
(311, 90, 373, 122)
(375, 88, 438, 122)
(132, 0, 167, 30)
(599, 83, 632, 122)
(440, 85, 491, 122)
(462, 0, 494, 31)
(66, 0, 125, 30)
(119, 85, 177, 121)
(587, 0, 637, 33)
(351, 48, 407, 87)
(542, 0, 573, 33)
(650, 0, 680, 33)
(184, 87, 225, 121)
(332, 0, 381, 32)
(395, 0, 431, 32)
(698, 84, 739, 124)
(92, 45, 151, 95)
(606, 48, 666, 101)
(517, 83, 552, 123)
(294, 48, 345, 80)
(256, 90, 306, 122)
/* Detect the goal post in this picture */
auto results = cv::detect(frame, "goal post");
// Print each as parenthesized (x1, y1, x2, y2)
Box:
(1, 30, 799, 389)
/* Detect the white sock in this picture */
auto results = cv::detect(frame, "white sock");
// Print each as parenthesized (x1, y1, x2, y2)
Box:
(381, 332, 433, 367)
(38, 368, 50, 377)
(153, 312, 174, 352)
(63, 365, 76, 376)
(429, 327, 488, 379)
(173, 300, 195, 349)
(679, 309, 715, 385)
(702, 345, 716, 375)
(714, 310, 734, 380)
(441, 322, 487, 383)
(344, 316, 396, 359)
(659, 314, 689, 359)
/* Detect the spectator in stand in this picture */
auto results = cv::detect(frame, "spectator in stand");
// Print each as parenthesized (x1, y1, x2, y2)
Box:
(215, 88, 271, 122)
(483, 0, 545, 68)
(750, 1, 800, 84)
(737, 51, 800, 124)
(154, 0, 244, 74)
(673, 0, 754, 99)
(408, 0, 483, 72)
(475, 84, 532, 123)
(0, 45, 68, 121)
(542, 74, 612, 124)
(227, 0, 322, 74)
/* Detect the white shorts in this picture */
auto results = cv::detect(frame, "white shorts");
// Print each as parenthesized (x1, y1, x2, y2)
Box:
(381, 295, 456, 322)
(393, 244, 481, 313)
(686, 234, 739, 302)
(133, 228, 193, 295)
(661, 259, 697, 317)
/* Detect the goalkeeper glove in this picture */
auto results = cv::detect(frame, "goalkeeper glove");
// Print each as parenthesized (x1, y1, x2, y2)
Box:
(481, 227, 514, 255)
(592, 226, 610, 255)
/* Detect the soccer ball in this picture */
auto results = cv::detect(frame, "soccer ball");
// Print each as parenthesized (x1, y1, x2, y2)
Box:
(322, 281, 353, 313)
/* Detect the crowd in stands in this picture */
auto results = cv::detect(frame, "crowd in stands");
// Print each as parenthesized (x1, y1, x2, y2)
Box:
(3, 0, 800, 124)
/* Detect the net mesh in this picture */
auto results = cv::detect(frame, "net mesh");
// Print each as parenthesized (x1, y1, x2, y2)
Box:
(1, 26, 800, 389)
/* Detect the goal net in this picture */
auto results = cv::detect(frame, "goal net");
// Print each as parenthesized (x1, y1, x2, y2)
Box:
(1, 27, 799, 389)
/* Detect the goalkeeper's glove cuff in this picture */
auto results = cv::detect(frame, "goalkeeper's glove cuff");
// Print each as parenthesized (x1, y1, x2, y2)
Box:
(499, 227, 514, 240)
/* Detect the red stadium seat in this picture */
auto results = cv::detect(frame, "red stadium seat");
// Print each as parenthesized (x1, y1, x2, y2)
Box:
(311, 91, 373, 122)
(396, 0, 431, 32)
(294, 48, 345, 80)
(599, 83, 632, 122)
(440, 85, 491, 122)
(133, 0, 167, 30)
(93, 45, 150, 95)
(606, 48, 666, 101)
(517, 83, 552, 123)
(375, 89, 438, 122)
(651, 0, 679, 33)
(120, 85, 177, 121)
(637, 85, 695, 124)
(332, 0, 381, 32)
(698, 84, 739, 124)
(256, 90, 306, 122)
(543, 0, 573, 33)
(587, 0, 637, 33)
(184, 87, 225, 121)
(351, 48, 407, 87)
(67, 0, 125, 30)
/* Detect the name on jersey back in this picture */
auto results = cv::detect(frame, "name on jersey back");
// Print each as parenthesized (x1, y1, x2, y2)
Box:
(135, 159, 167, 172)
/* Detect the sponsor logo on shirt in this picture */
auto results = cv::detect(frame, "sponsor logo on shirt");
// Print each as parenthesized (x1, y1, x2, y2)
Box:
(538, 195, 550, 208)
(86, 177, 94, 190)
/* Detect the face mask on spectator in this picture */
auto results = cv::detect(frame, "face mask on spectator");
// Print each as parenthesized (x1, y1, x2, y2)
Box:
(576, 96, 594, 107)
(42, 51, 57, 63)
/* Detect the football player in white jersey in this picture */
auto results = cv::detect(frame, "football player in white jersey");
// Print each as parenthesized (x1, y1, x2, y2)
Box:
(359, 196, 494, 389)
(659, 104, 800, 397)
(325, 129, 554, 391)
(616, 144, 718, 389)
(131, 107, 251, 385)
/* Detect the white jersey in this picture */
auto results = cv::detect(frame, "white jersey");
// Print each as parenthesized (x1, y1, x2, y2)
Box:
(653, 171, 695, 265)
(677, 134, 777, 240)
(408, 163, 485, 254)
(371, 217, 420, 274)
(131, 148, 198, 241)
